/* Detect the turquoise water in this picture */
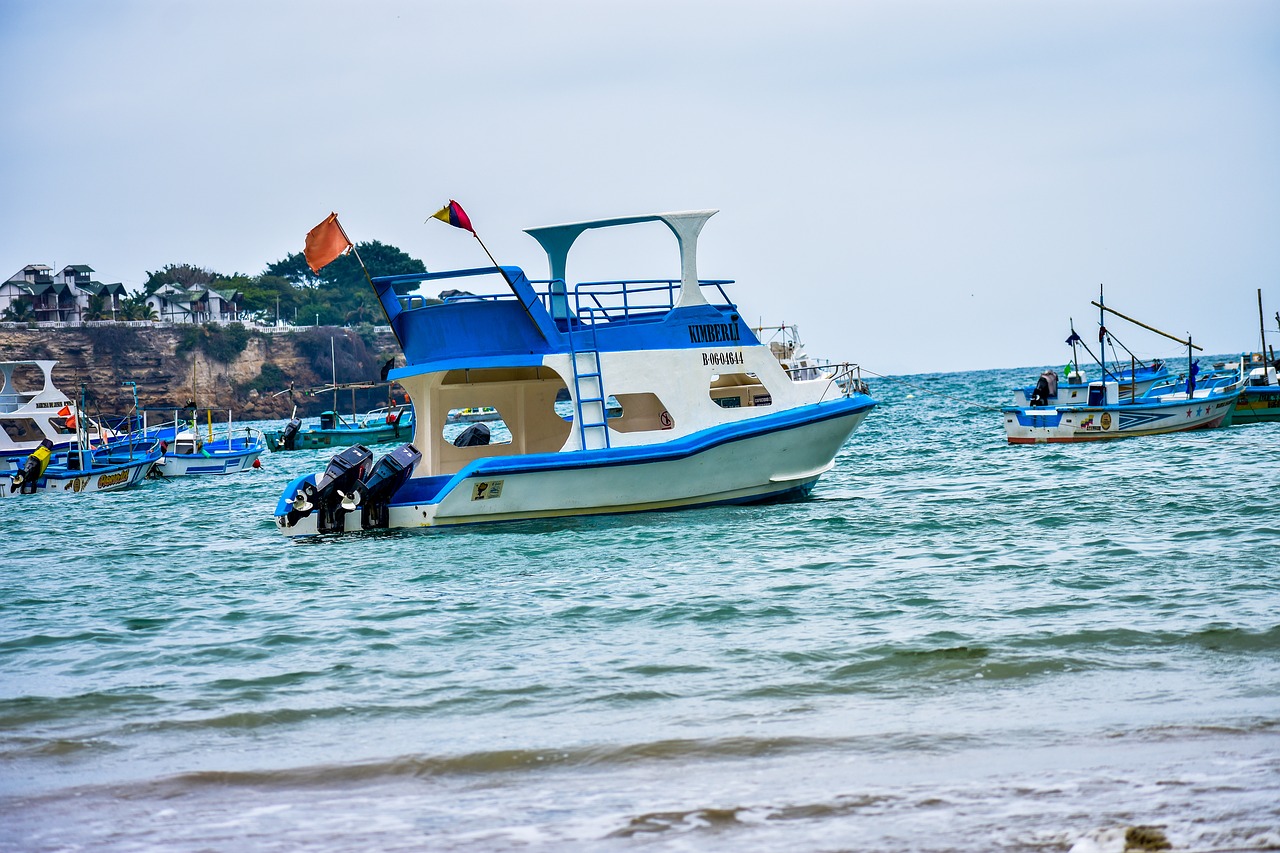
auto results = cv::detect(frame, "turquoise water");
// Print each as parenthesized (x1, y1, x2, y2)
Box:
(2, 365, 1278, 852)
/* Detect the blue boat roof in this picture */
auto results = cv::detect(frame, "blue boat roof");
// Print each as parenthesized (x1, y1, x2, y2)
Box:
(373, 210, 764, 377)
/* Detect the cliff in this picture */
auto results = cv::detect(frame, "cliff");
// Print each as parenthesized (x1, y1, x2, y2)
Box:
(0, 324, 403, 420)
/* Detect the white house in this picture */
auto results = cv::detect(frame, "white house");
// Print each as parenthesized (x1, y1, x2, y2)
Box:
(145, 283, 242, 324)
(3, 264, 131, 322)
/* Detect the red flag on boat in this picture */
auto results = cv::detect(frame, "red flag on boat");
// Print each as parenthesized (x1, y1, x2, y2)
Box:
(428, 200, 474, 233)
(304, 213, 353, 274)
(57, 405, 71, 417)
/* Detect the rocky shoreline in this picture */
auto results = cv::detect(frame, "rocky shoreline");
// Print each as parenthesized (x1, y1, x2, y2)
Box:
(0, 324, 402, 420)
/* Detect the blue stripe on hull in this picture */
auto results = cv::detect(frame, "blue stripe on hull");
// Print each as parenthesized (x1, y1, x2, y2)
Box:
(391, 396, 875, 508)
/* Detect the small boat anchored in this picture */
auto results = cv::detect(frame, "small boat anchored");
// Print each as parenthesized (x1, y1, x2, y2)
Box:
(3, 384, 160, 495)
(125, 407, 267, 476)
(0, 360, 118, 471)
(1231, 288, 1280, 425)
(1003, 295, 1241, 444)
(275, 207, 877, 535)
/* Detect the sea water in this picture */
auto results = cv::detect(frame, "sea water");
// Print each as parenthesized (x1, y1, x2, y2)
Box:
(2, 365, 1278, 852)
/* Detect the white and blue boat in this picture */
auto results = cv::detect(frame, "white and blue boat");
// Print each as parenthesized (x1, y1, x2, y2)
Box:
(275, 209, 877, 535)
(3, 385, 161, 496)
(0, 360, 122, 471)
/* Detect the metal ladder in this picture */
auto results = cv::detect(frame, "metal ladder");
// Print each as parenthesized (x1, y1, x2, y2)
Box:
(569, 309, 611, 451)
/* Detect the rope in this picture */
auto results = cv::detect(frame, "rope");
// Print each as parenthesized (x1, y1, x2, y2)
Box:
(860, 367, 1002, 411)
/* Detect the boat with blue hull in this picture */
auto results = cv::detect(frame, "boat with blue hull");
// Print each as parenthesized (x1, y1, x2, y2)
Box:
(275, 208, 876, 535)
(0, 360, 121, 470)
(103, 408, 266, 476)
(3, 385, 161, 496)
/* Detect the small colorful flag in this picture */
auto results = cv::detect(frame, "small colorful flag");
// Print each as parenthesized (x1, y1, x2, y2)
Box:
(304, 213, 353, 274)
(429, 200, 474, 233)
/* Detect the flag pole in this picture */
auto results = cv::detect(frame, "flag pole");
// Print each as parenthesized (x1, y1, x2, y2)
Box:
(332, 217, 397, 334)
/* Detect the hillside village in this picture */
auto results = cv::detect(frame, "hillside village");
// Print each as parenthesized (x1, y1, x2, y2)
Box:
(1, 264, 242, 325)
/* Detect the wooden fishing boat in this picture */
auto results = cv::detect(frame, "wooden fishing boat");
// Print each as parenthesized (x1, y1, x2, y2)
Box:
(1231, 289, 1280, 425)
(1004, 295, 1240, 444)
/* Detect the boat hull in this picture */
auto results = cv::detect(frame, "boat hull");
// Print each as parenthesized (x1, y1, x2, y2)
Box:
(155, 447, 263, 476)
(1, 451, 158, 496)
(1231, 386, 1280, 424)
(1003, 395, 1238, 444)
(276, 399, 872, 535)
(263, 422, 413, 451)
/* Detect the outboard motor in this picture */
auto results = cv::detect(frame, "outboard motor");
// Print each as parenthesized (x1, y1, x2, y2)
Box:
(359, 443, 422, 530)
(1029, 370, 1058, 407)
(453, 422, 490, 447)
(292, 444, 373, 533)
(11, 439, 54, 494)
(320, 411, 337, 431)
(276, 417, 302, 450)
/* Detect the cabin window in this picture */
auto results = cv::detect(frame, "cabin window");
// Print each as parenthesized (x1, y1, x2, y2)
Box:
(1, 418, 45, 442)
(606, 392, 675, 433)
(709, 373, 773, 409)
(443, 408, 512, 446)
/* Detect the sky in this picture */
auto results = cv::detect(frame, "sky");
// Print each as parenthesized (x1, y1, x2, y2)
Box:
(2, 0, 1277, 375)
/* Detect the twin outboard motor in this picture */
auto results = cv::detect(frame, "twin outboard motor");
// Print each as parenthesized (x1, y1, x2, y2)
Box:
(453, 422, 491, 447)
(10, 439, 54, 494)
(291, 444, 372, 533)
(1029, 370, 1059, 407)
(276, 417, 302, 450)
(359, 443, 422, 530)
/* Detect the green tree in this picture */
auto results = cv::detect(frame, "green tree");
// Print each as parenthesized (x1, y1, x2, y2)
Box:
(121, 292, 157, 321)
(1, 300, 34, 322)
(83, 294, 108, 321)
(235, 274, 300, 324)
(264, 240, 426, 326)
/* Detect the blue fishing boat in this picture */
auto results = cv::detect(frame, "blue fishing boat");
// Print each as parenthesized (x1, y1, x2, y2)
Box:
(1004, 302, 1241, 444)
(275, 208, 877, 535)
(3, 385, 161, 495)
(132, 409, 267, 476)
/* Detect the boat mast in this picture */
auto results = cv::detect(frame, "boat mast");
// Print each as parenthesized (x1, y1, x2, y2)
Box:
(1259, 288, 1269, 363)
(1068, 317, 1080, 376)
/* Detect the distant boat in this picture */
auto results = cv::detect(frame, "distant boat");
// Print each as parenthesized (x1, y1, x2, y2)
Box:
(1004, 294, 1240, 443)
(1231, 289, 1280, 425)
(275, 207, 877, 536)
(264, 404, 415, 451)
(118, 408, 266, 476)
(1003, 378, 1240, 444)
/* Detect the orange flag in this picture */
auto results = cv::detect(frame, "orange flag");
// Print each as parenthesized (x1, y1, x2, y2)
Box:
(304, 213, 353, 274)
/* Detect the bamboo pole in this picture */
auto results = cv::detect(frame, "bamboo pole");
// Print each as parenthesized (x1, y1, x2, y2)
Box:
(1089, 301, 1203, 351)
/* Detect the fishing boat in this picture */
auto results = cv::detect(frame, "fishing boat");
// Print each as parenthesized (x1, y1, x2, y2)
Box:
(1003, 298, 1240, 444)
(128, 408, 267, 476)
(1231, 289, 1280, 425)
(1013, 291, 1173, 407)
(0, 360, 120, 470)
(274, 208, 877, 535)
(2, 385, 160, 495)
(263, 403, 415, 451)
